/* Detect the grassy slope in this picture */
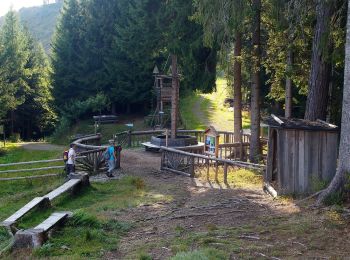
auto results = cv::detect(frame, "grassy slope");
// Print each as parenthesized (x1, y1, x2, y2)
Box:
(51, 116, 150, 145)
(0, 145, 169, 259)
(181, 79, 250, 131)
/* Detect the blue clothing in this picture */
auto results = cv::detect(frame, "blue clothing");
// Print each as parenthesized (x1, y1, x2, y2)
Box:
(108, 146, 115, 161)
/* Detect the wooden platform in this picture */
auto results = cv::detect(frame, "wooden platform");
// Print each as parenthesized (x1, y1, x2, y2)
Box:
(44, 179, 81, 201)
(2, 197, 49, 226)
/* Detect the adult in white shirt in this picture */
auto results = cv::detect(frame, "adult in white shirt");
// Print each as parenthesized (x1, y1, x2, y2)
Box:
(67, 144, 77, 174)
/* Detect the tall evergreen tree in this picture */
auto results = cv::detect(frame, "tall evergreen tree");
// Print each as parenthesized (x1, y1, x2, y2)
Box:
(109, 0, 162, 112)
(51, 0, 85, 109)
(305, 0, 335, 121)
(0, 10, 30, 134)
(317, 0, 350, 204)
(16, 31, 56, 139)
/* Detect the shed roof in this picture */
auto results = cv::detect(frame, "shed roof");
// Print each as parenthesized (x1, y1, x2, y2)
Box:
(265, 115, 338, 131)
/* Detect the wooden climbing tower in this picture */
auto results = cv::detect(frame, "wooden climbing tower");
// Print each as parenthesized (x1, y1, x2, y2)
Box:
(148, 54, 181, 129)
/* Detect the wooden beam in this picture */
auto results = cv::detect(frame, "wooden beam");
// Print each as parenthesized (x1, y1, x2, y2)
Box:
(271, 114, 284, 126)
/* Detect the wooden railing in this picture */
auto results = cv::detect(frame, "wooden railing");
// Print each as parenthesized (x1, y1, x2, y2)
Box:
(0, 157, 85, 181)
(114, 129, 252, 148)
(73, 134, 121, 175)
(160, 147, 265, 182)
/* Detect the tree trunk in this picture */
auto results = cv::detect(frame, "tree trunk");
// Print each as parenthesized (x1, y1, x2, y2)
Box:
(249, 0, 262, 163)
(171, 54, 179, 139)
(10, 110, 14, 136)
(317, 0, 350, 205)
(111, 103, 116, 115)
(234, 31, 243, 143)
(304, 0, 333, 121)
(285, 49, 293, 118)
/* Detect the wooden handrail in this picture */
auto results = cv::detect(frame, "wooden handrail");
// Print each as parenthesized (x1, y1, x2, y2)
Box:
(160, 146, 265, 169)
(0, 156, 86, 167)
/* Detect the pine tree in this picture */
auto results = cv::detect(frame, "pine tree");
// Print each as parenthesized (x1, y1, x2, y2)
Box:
(0, 10, 30, 134)
(16, 31, 56, 139)
(51, 0, 85, 110)
(109, 0, 162, 112)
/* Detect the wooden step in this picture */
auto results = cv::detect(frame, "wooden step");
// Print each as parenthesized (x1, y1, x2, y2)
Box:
(34, 212, 71, 232)
(2, 197, 49, 226)
(44, 179, 81, 201)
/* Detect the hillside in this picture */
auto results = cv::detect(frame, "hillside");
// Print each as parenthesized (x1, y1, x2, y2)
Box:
(0, 3, 62, 52)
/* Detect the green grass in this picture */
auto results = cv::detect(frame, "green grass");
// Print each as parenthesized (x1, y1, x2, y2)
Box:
(172, 248, 227, 260)
(194, 167, 262, 189)
(0, 145, 171, 259)
(51, 117, 151, 145)
(180, 78, 250, 131)
(1, 175, 170, 259)
(0, 143, 62, 177)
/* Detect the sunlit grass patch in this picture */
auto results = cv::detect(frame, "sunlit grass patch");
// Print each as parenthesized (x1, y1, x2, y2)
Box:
(195, 167, 262, 188)
(171, 248, 227, 260)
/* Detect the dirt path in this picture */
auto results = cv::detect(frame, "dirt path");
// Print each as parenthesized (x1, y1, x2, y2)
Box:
(19, 142, 65, 151)
(105, 149, 301, 259)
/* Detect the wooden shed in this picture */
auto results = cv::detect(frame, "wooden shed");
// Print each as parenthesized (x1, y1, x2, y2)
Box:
(264, 115, 339, 195)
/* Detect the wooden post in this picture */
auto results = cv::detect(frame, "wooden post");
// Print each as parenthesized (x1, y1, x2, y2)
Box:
(171, 54, 179, 140)
(127, 130, 132, 148)
(165, 129, 169, 147)
(189, 156, 195, 178)
(160, 150, 165, 171)
(224, 163, 228, 184)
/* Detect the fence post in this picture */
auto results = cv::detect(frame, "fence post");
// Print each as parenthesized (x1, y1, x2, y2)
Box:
(160, 150, 166, 171)
(93, 152, 98, 174)
(189, 156, 195, 178)
(127, 130, 132, 148)
(224, 162, 228, 184)
(215, 161, 218, 182)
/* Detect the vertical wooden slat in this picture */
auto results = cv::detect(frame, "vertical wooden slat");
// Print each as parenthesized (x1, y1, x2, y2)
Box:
(265, 127, 274, 183)
(223, 163, 228, 184)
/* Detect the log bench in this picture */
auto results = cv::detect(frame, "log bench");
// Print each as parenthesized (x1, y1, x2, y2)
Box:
(13, 211, 72, 249)
(2, 197, 50, 227)
(1, 173, 89, 230)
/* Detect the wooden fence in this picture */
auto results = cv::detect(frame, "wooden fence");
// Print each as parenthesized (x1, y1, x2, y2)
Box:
(160, 147, 265, 182)
(114, 129, 252, 148)
(73, 134, 121, 175)
(0, 157, 84, 181)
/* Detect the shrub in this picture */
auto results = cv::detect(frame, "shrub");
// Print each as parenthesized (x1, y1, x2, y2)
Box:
(9, 133, 21, 143)
(69, 210, 101, 228)
(171, 248, 226, 260)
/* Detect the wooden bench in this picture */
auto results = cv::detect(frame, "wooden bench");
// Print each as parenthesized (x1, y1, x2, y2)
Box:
(2, 197, 49, 227)
(93, 115, 118, 124)
(14, 212, 72, 248)
(44, 179, 81, 201)
(2, 173, 88, 229)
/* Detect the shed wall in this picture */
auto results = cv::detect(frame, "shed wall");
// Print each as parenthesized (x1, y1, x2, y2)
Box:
(274, 129, 338, 195)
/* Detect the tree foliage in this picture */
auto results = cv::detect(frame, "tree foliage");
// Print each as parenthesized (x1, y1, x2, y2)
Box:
(0, 10, 55, 139)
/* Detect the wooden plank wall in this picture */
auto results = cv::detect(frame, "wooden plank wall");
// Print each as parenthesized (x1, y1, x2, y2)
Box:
(275, 129, 338, 195)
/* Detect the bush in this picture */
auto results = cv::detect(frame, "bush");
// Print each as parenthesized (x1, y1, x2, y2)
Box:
(69, 210, 102, 228)
(9, 133, 21, 143)
(171, 248, 226, 260)
(0, 149, 6, 157)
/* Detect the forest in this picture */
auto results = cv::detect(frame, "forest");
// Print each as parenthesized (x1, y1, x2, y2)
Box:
(1, 0, 350, 258)
(0, 0, 347, 141)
